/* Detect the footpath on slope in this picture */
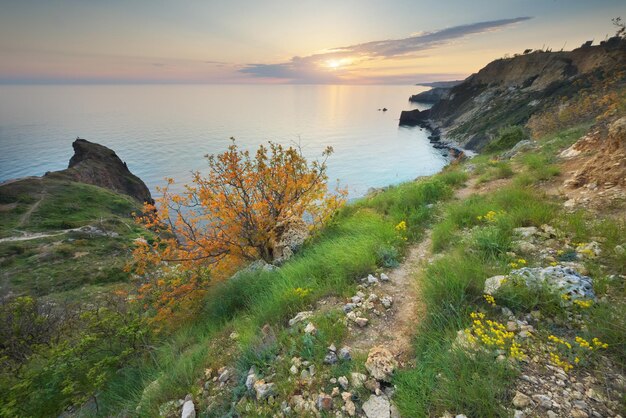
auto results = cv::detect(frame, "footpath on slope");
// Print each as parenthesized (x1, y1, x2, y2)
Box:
(342, 178, 479, 366)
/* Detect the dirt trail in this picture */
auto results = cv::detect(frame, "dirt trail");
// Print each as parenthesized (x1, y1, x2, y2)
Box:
(345, 178, 479, 363)
(345, 232, 432, 363)
(17, 193, 44, 227)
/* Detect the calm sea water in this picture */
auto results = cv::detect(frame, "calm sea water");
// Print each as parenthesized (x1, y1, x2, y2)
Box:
(0, 84, 445, 198)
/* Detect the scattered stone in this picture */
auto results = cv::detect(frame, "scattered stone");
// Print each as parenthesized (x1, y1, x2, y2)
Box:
(304, 322, 318, 334)
(513, 391, 531, 408)
(342, 392, 356, 416)
(179, 395, 195, 418)
(245, 370, 257, 390)
(158, 399, 182, 417)
(532, 394, 552, 409)
(380, 273, 390, 282)
(317, 393, 333, 411)
(328, 343, 337, 352)
(513, 240, 537, 253)
(338, 376, 349, 390)
(324, 351, 339, 365)
(289, 364, 298, 375)
(351, 295, 363, 304)
(364, 378, 381, 394)
(218, 368, 231, 383)
(229, 331, 239, 340)
(381, 296, 393, 309)
(514, 226, 538, 238)
(365, 346, 397, 382)
(290, 394, 317, 414)
(343, 303, 356, 313)
(331, 387, 340, 397)
(289, 311, 313, 326)
(571, 409, 589, 418)
(350, 372, 368, 388)
(483, 275, 508, 295)
(300, 369, 311, 381)
(576, 241, 601, 258)
(513, 410, 525, 418)
(338, 346, 352, 361)
(253, 380, 275, 400)
(355, 317, 369, 327)
(362, 395, 391, 418)
(367, 274, 379, 285)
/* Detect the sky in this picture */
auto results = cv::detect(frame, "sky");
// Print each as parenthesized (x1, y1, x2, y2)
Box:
(0, 0, 624, 84)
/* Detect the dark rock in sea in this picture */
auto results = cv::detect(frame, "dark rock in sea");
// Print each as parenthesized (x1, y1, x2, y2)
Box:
(45, 138, 153, 203)
(399, 108, 431, 126)
(382, 107, 388, 112)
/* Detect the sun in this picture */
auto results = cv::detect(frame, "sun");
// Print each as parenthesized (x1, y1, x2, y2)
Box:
(326, 60, 341, 69)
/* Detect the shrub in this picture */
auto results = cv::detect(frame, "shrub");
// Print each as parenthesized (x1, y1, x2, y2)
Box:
(483, 125, 528, 153)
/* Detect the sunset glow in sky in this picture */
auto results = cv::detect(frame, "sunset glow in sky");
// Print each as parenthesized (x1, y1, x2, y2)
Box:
(1, 0, 624, 84)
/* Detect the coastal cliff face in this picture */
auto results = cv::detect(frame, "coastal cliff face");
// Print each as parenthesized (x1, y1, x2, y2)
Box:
(401, 38, 626, 150)
(44, 138, 153, 203)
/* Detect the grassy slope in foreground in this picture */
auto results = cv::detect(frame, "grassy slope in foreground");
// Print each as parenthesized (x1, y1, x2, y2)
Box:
(96, 172, 467, 416)
(395, 126, 626, 417)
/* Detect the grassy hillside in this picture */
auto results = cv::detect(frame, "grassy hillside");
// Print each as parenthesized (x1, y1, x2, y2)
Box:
(82, 118, 625, 418)
(0, 178, 144, 297)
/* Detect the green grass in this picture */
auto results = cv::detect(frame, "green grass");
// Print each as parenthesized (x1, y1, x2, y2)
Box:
(483, 125, 528, 153)
(0, 179, 144, 298)
(395, 122, 626, 417)
(431, 186, 558, 252)
(93, 176, 458, 416)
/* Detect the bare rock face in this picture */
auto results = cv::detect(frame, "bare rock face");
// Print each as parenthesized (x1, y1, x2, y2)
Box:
(401, 39, 626, 150)
(45, 138, 152, 203)
(270, 217, 309, 264)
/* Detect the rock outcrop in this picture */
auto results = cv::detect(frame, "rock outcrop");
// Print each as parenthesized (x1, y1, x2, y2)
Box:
(45, 138, 152, 203)
(409, 87, 452, 103)
(401, 39, 626, 150)
(270, 217, 309, 264)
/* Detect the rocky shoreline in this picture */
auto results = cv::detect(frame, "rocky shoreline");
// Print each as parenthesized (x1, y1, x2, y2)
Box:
(399, 107, 467, 161)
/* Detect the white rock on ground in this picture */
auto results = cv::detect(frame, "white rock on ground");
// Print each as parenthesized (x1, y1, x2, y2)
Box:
(365, 346, 398, 382)
(289, 311, 313, 326)
(350, 372, 367, 388)
(304, 322, 317, 334)
(253, 380, 275, 400)
(181, 395, 195, 418)
(362, 395, 391, 418)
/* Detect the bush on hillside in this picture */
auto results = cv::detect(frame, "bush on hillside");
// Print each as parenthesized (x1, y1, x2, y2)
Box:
(130, 139, 346, 325)
(483, 125, 528, 153)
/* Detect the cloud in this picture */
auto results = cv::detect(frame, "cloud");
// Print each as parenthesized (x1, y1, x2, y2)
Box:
(240, 17, 531, 82)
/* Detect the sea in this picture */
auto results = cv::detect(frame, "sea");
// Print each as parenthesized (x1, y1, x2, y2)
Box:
(0, 84, 446, 198)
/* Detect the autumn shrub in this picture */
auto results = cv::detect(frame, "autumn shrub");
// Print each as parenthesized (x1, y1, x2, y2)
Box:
(130, 140, 346, 326)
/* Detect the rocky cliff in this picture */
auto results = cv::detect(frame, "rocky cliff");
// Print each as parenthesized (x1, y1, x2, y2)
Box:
(45, 138, 152, 203)
(400, 38, 626, 150)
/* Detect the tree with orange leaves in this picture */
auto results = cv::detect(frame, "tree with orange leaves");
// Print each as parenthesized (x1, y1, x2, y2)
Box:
(129, 139, 345, 324)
